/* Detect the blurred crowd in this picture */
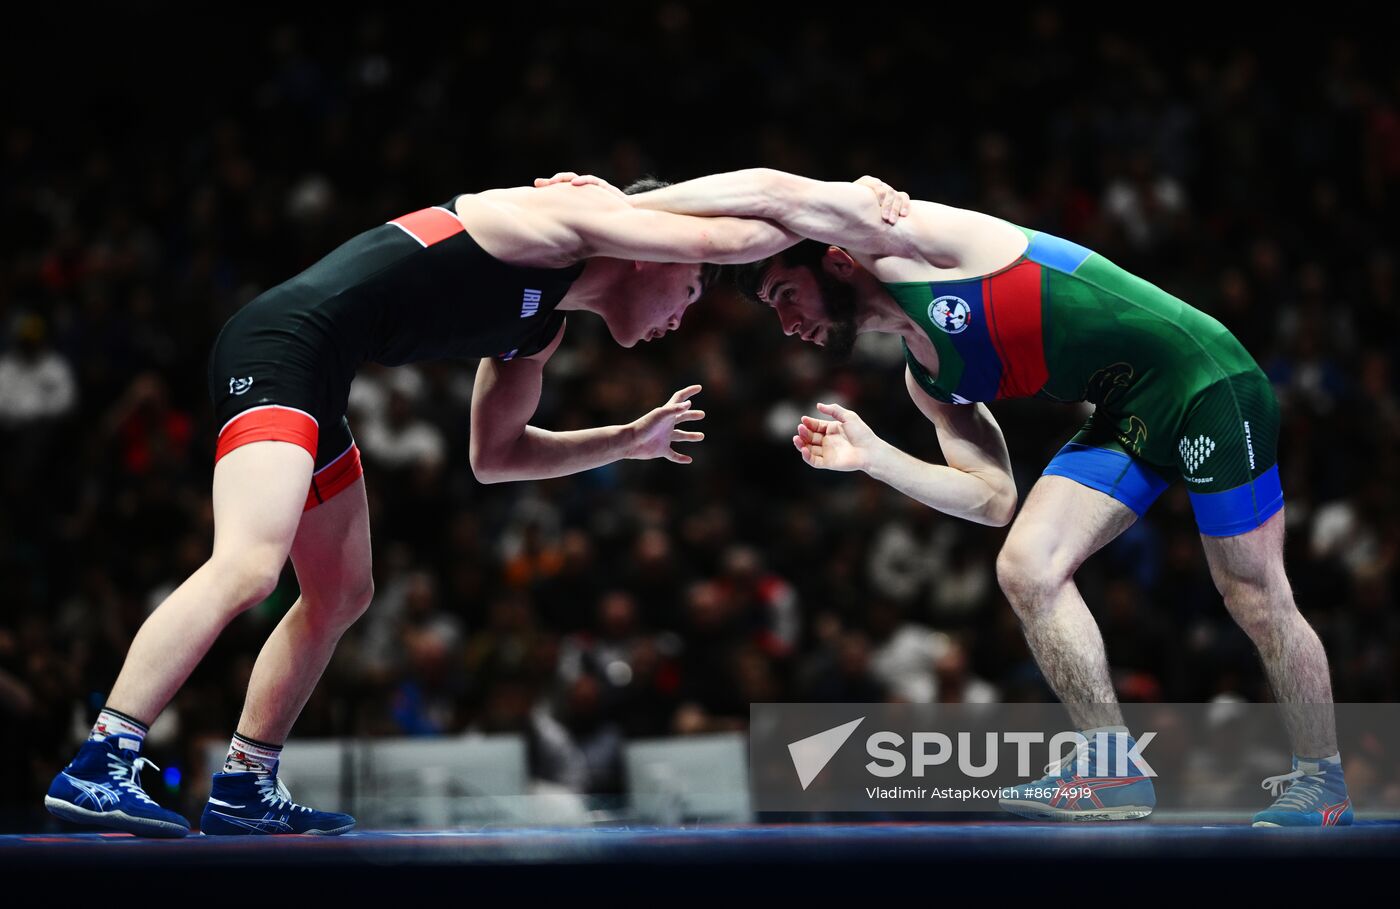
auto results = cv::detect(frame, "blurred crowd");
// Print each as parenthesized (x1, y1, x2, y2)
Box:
(2, 5, 1398, 826)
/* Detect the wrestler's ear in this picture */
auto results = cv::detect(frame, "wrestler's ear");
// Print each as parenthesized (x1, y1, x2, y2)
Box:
(821, 246, 857, 278)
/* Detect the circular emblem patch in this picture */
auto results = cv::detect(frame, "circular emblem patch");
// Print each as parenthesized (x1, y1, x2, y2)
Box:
(929, 296, 971, 334)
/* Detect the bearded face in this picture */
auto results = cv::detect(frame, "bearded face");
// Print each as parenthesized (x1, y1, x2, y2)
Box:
(757, 261, 859, 362)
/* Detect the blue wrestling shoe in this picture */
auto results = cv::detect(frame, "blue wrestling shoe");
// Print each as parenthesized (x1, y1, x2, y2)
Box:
(200, 771, 356, 835)
(1252, 757, 1353, 827)
(45, 737, 191, 837)
(998, 730, 1156, 821)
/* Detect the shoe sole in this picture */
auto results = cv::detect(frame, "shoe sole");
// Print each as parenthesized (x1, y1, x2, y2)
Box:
(45, 796, 190, 837)
(998, 799, 1154, 821)
(200, 822, 356, 836)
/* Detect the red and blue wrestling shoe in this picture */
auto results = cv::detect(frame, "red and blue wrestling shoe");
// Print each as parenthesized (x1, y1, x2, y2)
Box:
(997, 731, 1156, 821)
(45, 737, 191, 837)
(200, 771, 356, 835)
(1253, 757, 1352, 827)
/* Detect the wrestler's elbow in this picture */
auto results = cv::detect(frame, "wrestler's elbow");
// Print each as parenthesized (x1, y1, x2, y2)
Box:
(469, 438, 515, 484)
(983, 482, 1019, 527)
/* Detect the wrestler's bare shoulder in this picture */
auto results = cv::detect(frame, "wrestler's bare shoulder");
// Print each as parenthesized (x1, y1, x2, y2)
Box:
(449, 184, 611, 267)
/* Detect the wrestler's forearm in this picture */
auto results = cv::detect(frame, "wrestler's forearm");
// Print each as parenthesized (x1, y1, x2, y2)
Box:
(476, 423, 636, 483)
(629, 168, 793, 221)
(631, 168, 895, 252)
(864, 442, 1016, 527)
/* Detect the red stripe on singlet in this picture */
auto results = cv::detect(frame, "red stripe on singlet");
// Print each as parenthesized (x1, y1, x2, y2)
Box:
(986, 261, 1049, 399)
(389, 206, 465, 247)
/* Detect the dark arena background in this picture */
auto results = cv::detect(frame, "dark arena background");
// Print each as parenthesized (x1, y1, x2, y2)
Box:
(2, 2, 1397, 898)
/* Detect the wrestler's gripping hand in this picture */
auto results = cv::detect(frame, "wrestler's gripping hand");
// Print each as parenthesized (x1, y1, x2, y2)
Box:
(854, 175, 912, 224)
(534, 171, 627, 198)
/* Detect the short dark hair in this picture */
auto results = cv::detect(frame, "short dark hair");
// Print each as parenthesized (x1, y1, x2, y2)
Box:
(622, 176, 722, 295)
(621, 176, 670, 196)
(733, 239, 831, 305)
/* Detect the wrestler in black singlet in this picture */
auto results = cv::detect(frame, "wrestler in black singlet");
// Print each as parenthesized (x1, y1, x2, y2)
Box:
(207, 194, 584, 487)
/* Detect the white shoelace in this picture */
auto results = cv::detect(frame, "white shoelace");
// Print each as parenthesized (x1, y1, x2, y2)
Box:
(1260, 769, 1325, 810)
(108, 755, 159, 805)
(256, 775, 312, 813)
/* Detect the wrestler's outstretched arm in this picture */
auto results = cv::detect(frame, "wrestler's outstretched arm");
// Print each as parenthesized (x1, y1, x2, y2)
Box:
(469, 322, 707, 484)
(482, 181, 800, 265)
(791, 368, 1018, 527)
(538, 169, 911, 255)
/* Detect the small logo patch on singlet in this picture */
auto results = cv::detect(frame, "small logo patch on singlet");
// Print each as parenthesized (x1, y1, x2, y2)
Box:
(929, 296, 971, 334)
(521, 289, 542, 318)
(229, 376, 254, 395)
(1179, 434, 1215, 475)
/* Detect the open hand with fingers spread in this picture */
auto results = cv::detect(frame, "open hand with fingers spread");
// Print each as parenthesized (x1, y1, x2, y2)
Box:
(629, 384, 706, 464)
(533, 171, 628, 199)
(792, 402, 887, 472)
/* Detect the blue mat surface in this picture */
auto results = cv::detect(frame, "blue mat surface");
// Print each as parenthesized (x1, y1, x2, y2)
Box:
(5, 820, 1398, 864)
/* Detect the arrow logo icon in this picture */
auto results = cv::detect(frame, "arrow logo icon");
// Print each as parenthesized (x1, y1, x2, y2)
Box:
(787, 717, 865, 790)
